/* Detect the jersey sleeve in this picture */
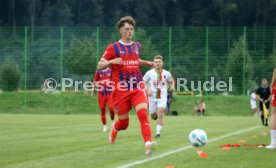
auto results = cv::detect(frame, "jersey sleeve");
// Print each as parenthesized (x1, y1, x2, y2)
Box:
(101, 44, 116, 61)
(93, 71, 99, 82)
(135, 42, 142, 57)
(137, 42, 142, 50)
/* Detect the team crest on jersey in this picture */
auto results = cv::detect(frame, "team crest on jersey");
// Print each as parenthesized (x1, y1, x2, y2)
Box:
(114, 107, 119, 113)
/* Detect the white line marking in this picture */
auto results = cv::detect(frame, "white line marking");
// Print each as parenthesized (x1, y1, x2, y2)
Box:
(117, 126, 261, 168)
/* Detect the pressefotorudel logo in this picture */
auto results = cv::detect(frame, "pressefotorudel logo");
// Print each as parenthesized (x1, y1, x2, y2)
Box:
(42, 77, 232, 92)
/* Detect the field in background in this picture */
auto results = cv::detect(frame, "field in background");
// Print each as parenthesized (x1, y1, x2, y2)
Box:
(0, 114, 274, 168)
(0, 92, 252, 116)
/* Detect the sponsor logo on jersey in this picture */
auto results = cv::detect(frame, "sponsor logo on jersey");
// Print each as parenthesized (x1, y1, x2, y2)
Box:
(123, 60, 139, 66)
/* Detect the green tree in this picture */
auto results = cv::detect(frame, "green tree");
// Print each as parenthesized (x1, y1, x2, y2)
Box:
(71, 0, 104, 26)
(27, 37, 60, 89)
(268, 49, 276, 73)
(271, 49, 276, 63)
(41, 0, 73, 26)
(170, 27, 206, 81)
(64, 35, 97, 75)
(135, 28, 160, 59)
(134, 28, 160, 73)
(0, 58, 21, 91)
(225, 36, 252, 94)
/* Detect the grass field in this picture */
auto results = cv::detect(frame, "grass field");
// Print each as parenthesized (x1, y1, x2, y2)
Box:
(1, 114, 275, 168)
(0, 92, 251, 116)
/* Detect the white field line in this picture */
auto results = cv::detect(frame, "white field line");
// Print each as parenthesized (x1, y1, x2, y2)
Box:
(117, 126, 261, 168)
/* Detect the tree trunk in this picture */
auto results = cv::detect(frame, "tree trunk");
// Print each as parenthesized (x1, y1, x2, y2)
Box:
(10, 0, 16, 34)
(29, 0, 36, 42)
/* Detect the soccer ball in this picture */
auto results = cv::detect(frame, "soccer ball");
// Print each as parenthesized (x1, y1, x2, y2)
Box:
(189, 129, 207, 147)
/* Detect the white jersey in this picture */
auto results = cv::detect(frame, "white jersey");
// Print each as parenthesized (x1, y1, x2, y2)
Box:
(250, 93, 257, 109)
(143, 68, 173, 101)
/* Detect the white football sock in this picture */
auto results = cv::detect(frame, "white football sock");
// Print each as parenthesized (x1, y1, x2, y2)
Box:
(156, 124, 162, 135)
(271, 130, 276, 145)
(145, 141, 151, 147)
(102, 125, 107, 132)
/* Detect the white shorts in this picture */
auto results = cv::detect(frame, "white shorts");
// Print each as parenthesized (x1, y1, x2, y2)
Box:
(250, 101, 257, 110)
(149, 98, 167, 114)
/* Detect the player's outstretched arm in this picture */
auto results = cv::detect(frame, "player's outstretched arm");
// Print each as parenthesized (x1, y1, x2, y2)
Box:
(170, 80, 176, 92)
(97, 58, 122, 70)
(138, 59, 154, 67)
(91, 81, 97, 97)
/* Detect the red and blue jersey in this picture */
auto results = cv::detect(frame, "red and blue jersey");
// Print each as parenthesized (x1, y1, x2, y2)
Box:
(101, 40, 143, 90)
(94, 68, 112, 96)
(273, 81, 276, 95)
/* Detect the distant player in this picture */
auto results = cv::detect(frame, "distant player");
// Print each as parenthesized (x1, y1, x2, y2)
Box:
(143, 55, 175, 138)
(267, 67, 276, 149)
(92, 67, 114, 132)
(256, 78, 271, 126)
(250, 90, 258, 117)
(97, 16, 155, 155)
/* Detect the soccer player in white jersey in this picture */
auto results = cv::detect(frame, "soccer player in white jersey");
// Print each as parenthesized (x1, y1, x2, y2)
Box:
(143, 55, 175, 138)
(250, 90, 258, 116)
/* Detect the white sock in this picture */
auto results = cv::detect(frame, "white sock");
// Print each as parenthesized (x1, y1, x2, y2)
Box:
(156, 124, 162, 135)
(145, 141, 151, 147)
(271, 130, 276, 145)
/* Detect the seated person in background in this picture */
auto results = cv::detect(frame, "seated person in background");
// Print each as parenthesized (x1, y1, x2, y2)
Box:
(195, 99, 206, 116)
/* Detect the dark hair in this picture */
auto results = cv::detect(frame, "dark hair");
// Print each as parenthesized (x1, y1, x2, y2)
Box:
(117, 16, 136, 29)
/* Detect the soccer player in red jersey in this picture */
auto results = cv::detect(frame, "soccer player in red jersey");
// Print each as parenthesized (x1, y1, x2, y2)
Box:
(92, 67, 115, 132)
(267, 67, 276, 149)
(97, 16, 155, 155)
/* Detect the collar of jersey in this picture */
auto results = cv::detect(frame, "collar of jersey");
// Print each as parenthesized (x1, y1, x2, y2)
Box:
(154, 68, 163, 74)
(119, 40, 133, 46)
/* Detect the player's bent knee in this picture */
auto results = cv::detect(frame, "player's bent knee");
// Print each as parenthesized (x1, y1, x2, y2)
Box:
(135, 103, 148, 112)
(119, 118, 129, 130)
(151, 113, 158, 120)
